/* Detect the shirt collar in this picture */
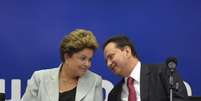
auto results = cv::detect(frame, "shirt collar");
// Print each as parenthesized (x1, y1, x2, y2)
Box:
(125, 61, 141, 83)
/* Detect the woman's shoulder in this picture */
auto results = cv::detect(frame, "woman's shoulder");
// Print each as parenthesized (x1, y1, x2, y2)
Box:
(80, 71, 102, 86)
(86, 70, 101, 78)
(34, 67, 58, 74)
(31, 67, 59, 79)
(85, 70, 102, 80)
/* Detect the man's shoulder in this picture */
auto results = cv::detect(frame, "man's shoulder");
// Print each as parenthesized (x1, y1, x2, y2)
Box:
(142, 63, 167, 71)
(111, 79, 124, 92)
(108, 79, 123, 101)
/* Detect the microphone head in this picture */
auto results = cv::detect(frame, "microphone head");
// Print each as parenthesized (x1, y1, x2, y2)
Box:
(166, 57, 177, 71)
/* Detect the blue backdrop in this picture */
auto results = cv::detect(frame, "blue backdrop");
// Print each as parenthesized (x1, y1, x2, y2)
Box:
(0, 0, 201, 101)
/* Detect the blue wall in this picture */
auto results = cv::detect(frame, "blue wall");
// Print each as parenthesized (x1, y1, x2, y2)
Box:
(0, 0, 201, 100)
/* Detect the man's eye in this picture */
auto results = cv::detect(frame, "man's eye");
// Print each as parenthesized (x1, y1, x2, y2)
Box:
(109, 54, 114, 59)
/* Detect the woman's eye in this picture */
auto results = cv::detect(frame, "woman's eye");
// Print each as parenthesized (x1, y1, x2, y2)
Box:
(88, 58, 92, 62)
(80, 57, 86, 61)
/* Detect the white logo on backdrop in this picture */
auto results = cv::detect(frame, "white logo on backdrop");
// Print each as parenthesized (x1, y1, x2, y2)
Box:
(0, 79, 114, 101)
(0, 79, 192, 101)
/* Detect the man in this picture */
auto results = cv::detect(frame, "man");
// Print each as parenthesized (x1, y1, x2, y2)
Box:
(103, 35, 187, 101)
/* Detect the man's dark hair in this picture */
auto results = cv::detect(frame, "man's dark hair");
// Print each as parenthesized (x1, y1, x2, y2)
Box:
(103, 35, 138, 58)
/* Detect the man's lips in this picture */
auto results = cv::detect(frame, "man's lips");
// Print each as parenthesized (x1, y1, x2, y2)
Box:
(110, 66, 116, 72)
(110, 63, 116, 70)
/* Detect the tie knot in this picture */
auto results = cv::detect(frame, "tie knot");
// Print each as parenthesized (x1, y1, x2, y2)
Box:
(127, 77, 134, 86)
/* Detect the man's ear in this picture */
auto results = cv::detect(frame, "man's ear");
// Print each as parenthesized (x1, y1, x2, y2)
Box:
(123, 46, 132, 56)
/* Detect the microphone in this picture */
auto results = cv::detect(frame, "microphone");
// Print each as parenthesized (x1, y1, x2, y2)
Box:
(166, 57, 177, 72)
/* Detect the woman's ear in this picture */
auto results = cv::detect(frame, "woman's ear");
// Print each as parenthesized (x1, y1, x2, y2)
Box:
(64, 53, 70, 60)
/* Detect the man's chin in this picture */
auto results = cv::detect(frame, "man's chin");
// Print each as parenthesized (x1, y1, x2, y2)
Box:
(113, 70, 120, 75)
(113, 70, 124, 76)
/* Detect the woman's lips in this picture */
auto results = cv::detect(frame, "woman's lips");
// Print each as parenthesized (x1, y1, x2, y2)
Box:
(80, 67, 88, 72)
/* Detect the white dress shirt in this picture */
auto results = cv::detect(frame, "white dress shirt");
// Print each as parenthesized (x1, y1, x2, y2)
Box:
(121, 61, 141, 101)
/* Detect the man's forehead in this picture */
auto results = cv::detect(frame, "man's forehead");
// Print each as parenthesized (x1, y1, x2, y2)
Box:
(104, 49, 109, 56)
(104, 47, 117, 56)
(104, 42, 116, 50)
(104, 48, 112, 57)
(104, 42, 117, 54)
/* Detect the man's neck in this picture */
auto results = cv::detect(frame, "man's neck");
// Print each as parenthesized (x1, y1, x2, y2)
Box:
(124, 57, 139, 77)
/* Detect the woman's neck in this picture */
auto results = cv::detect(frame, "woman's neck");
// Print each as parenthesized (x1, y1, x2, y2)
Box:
(59, 64, 78, 82)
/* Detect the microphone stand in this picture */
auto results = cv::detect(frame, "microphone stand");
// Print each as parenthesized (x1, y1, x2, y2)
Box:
(166, 57, 177, 101)
(169, 69, 179, 101)
(169, 71, 174, 101)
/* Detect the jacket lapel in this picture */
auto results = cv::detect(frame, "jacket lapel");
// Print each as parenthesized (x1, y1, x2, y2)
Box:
(75, 71, 95, 101)
(45, 68, 60, 101)
(140, 64, 151, 101)
(116, 79, 124, 101)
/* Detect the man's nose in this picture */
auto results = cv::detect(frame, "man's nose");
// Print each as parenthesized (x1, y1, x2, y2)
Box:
(107, 60, 112, 67)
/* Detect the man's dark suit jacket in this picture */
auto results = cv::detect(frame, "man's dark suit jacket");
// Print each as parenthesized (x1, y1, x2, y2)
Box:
(108, 64, 187, 101)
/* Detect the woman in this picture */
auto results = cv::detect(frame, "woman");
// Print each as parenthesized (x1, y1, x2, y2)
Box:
(21, 29, 103, 101)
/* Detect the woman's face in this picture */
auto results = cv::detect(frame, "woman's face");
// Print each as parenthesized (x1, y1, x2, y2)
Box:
(64, 48, 94, 77)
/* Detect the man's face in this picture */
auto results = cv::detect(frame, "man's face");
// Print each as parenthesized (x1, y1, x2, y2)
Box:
(104, 42, 127, 76)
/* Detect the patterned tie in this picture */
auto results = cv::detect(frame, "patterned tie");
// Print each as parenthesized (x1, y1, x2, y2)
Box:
(127, 77, 137, 101)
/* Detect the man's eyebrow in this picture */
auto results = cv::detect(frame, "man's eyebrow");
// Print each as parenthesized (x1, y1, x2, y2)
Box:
(105, 53, 110, 58)
(107, 54, 113, 59)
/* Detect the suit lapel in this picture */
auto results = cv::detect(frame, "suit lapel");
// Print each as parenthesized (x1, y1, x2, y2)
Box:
(116, 79, 124, 101)
(109, 79, 124, 101)
(140, 64, 151, 101)
(45, 68, 60, 101)
(75, 71, 95, 101)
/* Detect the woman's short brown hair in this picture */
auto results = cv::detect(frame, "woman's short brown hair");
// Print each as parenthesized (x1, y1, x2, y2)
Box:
(60, 29, 98, 62)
